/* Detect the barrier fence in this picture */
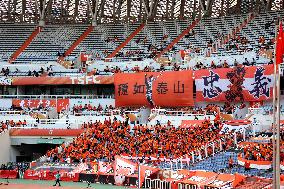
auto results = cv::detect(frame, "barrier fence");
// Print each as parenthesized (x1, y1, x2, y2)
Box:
(121, 134, 240, 170)
(4, 118, 82, 129)
(0, 110, 47, 115)
(145, 180, 224, 189)
(151, 109, 207, 117)
(145, 178, 172, 189)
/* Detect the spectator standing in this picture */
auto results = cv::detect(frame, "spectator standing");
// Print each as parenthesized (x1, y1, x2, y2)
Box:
(53, 171, 61, 187)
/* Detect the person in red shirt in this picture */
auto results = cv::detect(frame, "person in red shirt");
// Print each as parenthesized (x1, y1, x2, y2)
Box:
(244, 160, 250, 171)
(228, 156, 234, 169)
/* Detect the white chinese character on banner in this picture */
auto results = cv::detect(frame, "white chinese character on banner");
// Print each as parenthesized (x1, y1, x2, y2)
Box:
(45, 100, 51, 107)
(19, 100, 25, 109)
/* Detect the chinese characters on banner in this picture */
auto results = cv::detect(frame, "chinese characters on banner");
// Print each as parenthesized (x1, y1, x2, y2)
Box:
(195, 65, 274, 102)
(12, 99, 70, 112)
(114, 70, 194, 107)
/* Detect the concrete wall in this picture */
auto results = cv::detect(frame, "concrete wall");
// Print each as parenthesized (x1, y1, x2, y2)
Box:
(0, 130, 11, 164)
(9, 146, 20, 162)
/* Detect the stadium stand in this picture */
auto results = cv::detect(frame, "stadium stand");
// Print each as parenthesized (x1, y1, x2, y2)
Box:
(0, 0, 284, 187)
(0, 11, 282, 64)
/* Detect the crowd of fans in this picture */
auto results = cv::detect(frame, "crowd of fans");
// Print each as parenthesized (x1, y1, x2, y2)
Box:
(72, 104, 115, 115)
(71, 103, 239, 118)
(193, 56, 266, 71)
(45, 118, 233, 163)
(1, 120, 27, 129)
(0, 162, 29, 171)
(241, 141, 284, 163)
(0, 120, 28, 134)
(94, 54, 273, 76)
(105, 36, 120, 43)
(0, 105, 50, 118)
(0, 121, 8, 134)
(242, 143, 273, 161)
(87, 17, 277, 66)
(114, 51, 145, 60)
(0, 65, 54, 77)
(0, 162, 30, 178)
(225, 35, 250, 51)
(159, 103, 237, 116)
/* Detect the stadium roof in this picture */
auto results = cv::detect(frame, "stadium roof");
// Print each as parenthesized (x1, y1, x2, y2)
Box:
(0, 0, 283, 24)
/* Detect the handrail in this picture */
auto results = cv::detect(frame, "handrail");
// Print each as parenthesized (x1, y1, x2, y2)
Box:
(0, 110, 47, 115)
(74, 111, 113, 116)
(0, 110, 23, 115)
(150, 109, 207, 116)
(5, 119, 82, 129)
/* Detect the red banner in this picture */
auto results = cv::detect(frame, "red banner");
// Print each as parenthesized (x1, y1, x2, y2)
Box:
(12, 99, 69, 112)
(114, 70, 194, 107)
(24, 170, 79, 181)
(56, 99, 70, 112)
(195, 65, 274, 102)
(0, 170, 18, 179)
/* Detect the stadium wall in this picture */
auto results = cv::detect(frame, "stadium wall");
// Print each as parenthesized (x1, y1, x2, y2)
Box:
(0, 131, 11, 164)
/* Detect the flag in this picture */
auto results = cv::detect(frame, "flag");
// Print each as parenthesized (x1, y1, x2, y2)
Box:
(232, 173, 246, 188)
(114, 156, 137, 176)
(113, 156, 137, 186)
(139, 165, 160, 187)
(276, 21, 284, 65)
(98, 161, 113, 174)
(80, 53, 90, 62)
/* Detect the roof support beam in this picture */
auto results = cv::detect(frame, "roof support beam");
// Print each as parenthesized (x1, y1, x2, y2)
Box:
(35, 0, 46, 26)
(180, 0, 185, 19)
(142, 0, 158, 21)
(87, 0, 99, 26)
(127, 0, 131, 21)
(99, 0, 106, 22)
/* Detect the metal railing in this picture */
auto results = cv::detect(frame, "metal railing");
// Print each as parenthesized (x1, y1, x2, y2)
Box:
(0, 110, 47, 115)
(74, 110, 113, 116)
(5, 118, 81, 129)
(0, 110, 23, 115)
(150, 109, 207, 116)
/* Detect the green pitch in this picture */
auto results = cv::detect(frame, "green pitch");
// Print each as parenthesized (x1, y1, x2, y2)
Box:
(0, 178, 144, 189)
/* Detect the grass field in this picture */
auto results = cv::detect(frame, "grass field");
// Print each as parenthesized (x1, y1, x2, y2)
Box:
(0, 178, 139, 189)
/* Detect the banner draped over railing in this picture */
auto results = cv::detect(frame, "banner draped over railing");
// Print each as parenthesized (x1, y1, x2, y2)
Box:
(114, 70, 194, 107)
(12, 99, 69, 112)
(195, 65, 274, 102)
(24, 162, 88, 181)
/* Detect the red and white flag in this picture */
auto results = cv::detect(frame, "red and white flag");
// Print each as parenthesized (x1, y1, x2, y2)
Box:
(276, 21, 284, 65)
(195, 65, 274, 102)
(113, 156, 137, 186)
(98, 162, 113, 174)
(114, 156, 137, 176)
(80, 53, 91, 62)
